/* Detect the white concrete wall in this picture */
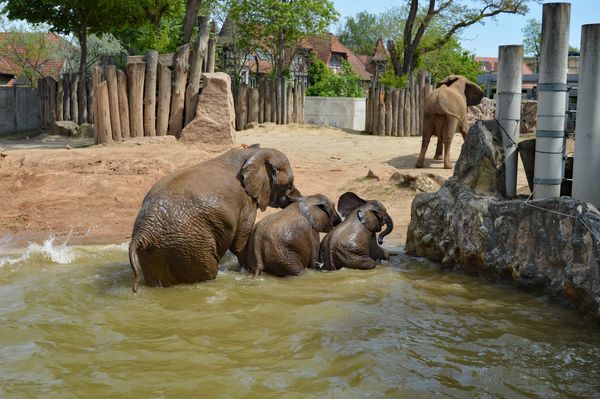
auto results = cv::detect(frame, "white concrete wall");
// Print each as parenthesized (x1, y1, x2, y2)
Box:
(304, 96, 366, 131)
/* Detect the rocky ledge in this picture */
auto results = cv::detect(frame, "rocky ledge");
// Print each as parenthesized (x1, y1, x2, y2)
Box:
(406, 120, 600, 319)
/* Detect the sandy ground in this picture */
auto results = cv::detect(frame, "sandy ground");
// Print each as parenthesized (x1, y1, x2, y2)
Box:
(0, 124, 530, 249)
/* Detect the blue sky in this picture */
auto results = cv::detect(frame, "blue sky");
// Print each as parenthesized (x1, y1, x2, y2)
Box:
(332, 0, 600, 56)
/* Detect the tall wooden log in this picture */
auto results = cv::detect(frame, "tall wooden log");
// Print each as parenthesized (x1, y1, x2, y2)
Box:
(92, 67, 101, 126)
(385, 88, 392, 136)
(185, 16, 209, 126)
(169, 44, 190, 137)
(70, 73, 79, 123)
(117, 70, 130, 139)
(292, 82, 298, 123)
(403, 89, 410, 137)
(206, 21, 216, 73)
(156, 62, 171, 136)
(56, 76, 63, 121)
(270, 79, 277, 123)
(286, 84, 293, 124)
(391, 89, 399, 136)
(78, 75, 87, 124)
(63, 73, 71, 121)
(377, 86, 386, 135)
(95, 81, 112, 144)
(410, 79, 417, 136)
(300, 83, 305, 123)
(87, 77, 93, 123)
(365, 84, 371, 133)
(264, 80, 272, 123)
(248, 87, 259, 124)
(127, 62, 145, 138)
(38, 78, 46, 128)
(398, 88, 405, 137)
(258, 79, 265, 123)
(236, 84, 248, 130)
(104, 66, 121, 140)
(48, 77, 57, 125)
(143, 50, 158, 136)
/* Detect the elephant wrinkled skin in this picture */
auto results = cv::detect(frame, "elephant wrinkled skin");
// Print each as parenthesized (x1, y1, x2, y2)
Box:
(128, 146, 296, 291)
(248, 194, 341, 277)
(416, 74, 485, 169)
(319, 192, 393, 271)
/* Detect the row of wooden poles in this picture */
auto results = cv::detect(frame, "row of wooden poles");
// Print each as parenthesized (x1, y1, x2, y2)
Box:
(235, 80, 305, 131)
(365, 70, 433, 136)
(38, 73, 93, 129)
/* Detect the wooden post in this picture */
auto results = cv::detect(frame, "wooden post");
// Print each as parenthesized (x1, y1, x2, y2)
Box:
(258, 78, 265, 123)
(92, 67, 101, 126)
(38, 78, 46, 128)
(264, 80, 272, 123)
(365, 84, 371, 133)
(156, 62, 171, 136)
(248, 87, 259, 124)
(143, 50, 158, 136)
(105, 66, 122, 140)
(391, 89, 398, 136)
(403, 89, 410, 137)
(78, 76, 87, 124)
(70, 73, 79, 123)
(398, 88, 405, 137)
(169, 44, 190, 137)
(270, 79, 277, 123)
(56, 76, 63, 121)
(236, 84, 248, 130)
(292, 82, 298, 123)
(385, 88, 392, 136)
(87, 77, 93, 123)
(285, 84, 292, 124)
(95, 81, 112, 144)
(376, 86, 386, 135)
(47, 77, 57, 126)
(117, 70, 131, 139)
(206, 21, 216, 73)
(127, 62, 145, 138)
(300, 83, 305, 123)
(185, 16, 209, 126)
(63, 73, 71, 121)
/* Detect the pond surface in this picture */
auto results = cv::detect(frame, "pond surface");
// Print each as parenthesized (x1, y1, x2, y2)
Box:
(1, 238, 599, 398)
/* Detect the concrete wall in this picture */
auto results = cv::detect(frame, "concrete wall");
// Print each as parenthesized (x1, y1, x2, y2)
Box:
(0, 86, 39, 136)
(304, 96, 365, 131)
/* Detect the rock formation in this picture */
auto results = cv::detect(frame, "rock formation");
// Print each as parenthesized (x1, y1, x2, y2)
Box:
(468, 98, 538, 134)
(179, 72, 236, 145)
(406, 120, 600, 319)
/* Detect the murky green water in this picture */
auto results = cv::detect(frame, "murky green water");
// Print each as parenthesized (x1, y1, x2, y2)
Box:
(1, 239, 599, 398)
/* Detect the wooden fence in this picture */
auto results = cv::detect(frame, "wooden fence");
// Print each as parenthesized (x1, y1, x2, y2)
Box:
(365, 70, 433, 136)
(38, 73, 94, 129)
(234, 79, 305, 130)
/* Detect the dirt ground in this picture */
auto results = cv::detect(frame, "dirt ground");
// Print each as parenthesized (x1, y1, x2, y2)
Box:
(0, 124, 530, 249)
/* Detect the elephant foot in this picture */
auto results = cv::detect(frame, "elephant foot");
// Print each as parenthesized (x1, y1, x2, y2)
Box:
(434, 155, 443, 160)
(444, 163, 453, 169)
(415, 160, 424, 168)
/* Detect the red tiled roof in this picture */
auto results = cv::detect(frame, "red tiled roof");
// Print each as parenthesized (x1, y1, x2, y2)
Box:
(475, 56, 535, 89)
(0, 32, 65, 80)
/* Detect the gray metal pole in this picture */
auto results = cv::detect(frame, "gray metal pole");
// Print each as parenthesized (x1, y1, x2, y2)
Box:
(533, 2, 571, 199)
(496, 45, 523, 198)
(572, 24, 600, 208)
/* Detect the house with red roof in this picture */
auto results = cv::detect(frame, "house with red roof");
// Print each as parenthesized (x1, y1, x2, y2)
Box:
(475, 56, 535, 89)
(0, 32, 66, 87)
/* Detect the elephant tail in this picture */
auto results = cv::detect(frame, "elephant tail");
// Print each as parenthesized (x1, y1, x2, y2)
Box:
(129, 240, 143, 293)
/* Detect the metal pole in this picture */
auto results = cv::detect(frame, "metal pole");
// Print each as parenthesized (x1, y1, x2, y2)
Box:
(496, 45, 523, 198)
(533, 2, 571, 199)
(572, 24, 600, 208)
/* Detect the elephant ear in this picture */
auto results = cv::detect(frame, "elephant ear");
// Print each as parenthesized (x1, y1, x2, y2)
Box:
(338, 192, 366, 218)
(464, 80, 485, 106)
(436, 75, 458, 88)
(240, 150, 275, 211)
(357, 206, 383, 233)
(301, 196, 333, 232)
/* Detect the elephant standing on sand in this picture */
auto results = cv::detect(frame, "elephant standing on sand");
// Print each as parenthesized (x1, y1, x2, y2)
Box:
(128, 146, 297, 291)
(247, 194, 342, 277)
(319, 192, 393, 271)
(415, 75, 485, 169)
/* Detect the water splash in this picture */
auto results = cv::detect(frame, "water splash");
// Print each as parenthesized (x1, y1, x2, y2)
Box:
(0, 235, 76, 267)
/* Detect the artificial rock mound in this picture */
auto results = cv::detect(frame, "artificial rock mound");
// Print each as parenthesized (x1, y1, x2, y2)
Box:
(179, 72, 236, 145)
(406, 120, 600, 319)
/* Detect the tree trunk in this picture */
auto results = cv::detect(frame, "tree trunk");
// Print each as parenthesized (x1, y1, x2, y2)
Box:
(181, 0, 202, 44)
(185, 16, 209, 126)
(56, 76, 63, 121)
(157, 62, 172, 136)
(169, 44, 191, 137)
(105, 66, 121, 140)
(206, 21, 216, 73)
(143, 50, 159, 136)
(87, 77, 93, 123)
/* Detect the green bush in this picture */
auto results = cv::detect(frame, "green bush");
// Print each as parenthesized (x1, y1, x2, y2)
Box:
(307, 54, 364, 97)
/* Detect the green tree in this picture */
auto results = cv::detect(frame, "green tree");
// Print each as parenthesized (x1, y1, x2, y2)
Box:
(388, 0, 530, 77)
(306, 54, 363, 97)
(231, 0, 338, 119)
(2, 0, 142, 75)
(420, 38, 480, 82)
(521, 18, 541, 72)
(57, 33, 125, 73)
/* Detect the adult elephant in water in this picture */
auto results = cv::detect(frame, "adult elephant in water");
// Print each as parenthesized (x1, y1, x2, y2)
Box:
(128, 146, 297, 291)
(415, 74, 484, 169)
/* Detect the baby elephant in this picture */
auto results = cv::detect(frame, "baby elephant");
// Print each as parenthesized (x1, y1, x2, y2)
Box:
(319, 192, 393, 271)
(248, 194, 342, 277)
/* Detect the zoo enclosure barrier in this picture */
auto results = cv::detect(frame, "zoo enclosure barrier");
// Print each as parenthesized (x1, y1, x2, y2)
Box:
(365, 70, 433, 137)
(0, 86, 39, 137)
(234, 79, 305, 131)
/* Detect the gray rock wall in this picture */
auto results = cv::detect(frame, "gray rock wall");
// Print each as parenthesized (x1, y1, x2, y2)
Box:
(406, 121, 600, 319)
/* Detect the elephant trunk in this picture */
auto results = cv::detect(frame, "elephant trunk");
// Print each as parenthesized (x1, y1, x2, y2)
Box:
(377, 214, 393, 245)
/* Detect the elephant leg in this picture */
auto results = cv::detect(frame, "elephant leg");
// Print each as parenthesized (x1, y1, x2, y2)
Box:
(443, 118, 460, 169)
(349, 254, 376, 270)
(415, 116, 434, 168)
(369, 236, 389, 261)
(434, 136, 443, 160)
(230, 207, 257, 270)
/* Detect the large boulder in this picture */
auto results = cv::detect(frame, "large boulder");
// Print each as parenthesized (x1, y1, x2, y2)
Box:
(179, 72, 236, 145)
(467, 98, 537, 134)
(52, 121, 79, 136)
(406, 120, 600, 319)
